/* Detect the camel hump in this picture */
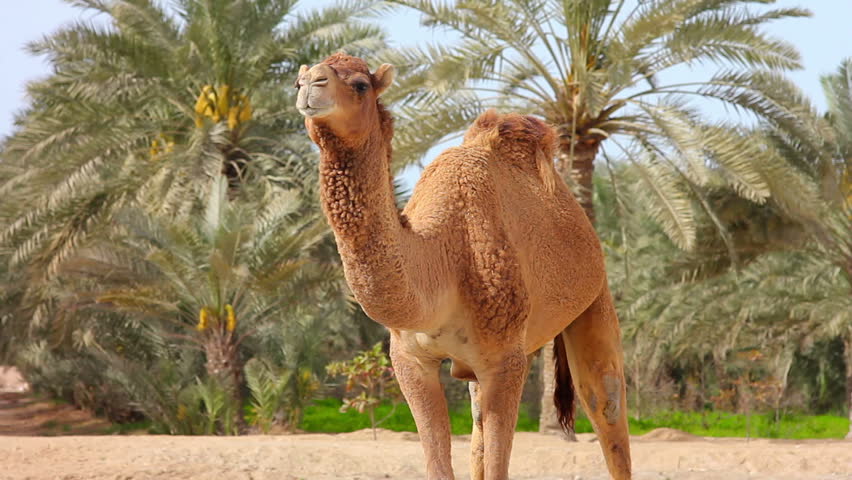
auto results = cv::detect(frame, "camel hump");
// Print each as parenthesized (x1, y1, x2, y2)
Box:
(463, 110, 555, 152)
(463, 109, 559, 193)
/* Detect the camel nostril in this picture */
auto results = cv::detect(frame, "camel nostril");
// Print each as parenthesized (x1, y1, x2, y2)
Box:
(312, 77, 329, 86)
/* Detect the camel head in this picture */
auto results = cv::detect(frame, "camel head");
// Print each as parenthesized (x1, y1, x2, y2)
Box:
(295, 53, 395, 143)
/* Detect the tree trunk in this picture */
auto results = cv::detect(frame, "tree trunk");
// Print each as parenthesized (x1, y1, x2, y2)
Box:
(538, 132, 601, 437)
(633, 360, 642, 420)
(538, 339, 558, 432)
(844, 335, 852, 440)
(555, 130, 601, 225)
(205, 333, 245, 433)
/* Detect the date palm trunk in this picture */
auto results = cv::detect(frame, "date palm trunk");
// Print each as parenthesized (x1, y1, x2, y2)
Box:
(555, 135, 599, 226)
(539, 134, 600, 437)
(204, 333, 245, 433)
(844, 335, 852, 440)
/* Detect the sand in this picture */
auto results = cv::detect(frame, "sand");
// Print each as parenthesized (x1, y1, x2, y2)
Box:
(1, 378, 850, 480)
(1, 429, 850, 479)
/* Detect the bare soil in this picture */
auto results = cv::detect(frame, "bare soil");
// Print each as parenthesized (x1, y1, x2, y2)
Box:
(1, 390, 850, 480)
(0, 393, 111, 436)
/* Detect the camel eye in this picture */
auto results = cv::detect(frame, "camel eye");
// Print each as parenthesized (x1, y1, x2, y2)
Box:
(353, 81, 370, 93)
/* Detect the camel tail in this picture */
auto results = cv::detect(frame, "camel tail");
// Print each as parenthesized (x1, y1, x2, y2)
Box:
(553, 331, 575, 432)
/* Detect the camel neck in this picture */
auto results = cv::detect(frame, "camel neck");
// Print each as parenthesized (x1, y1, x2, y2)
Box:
(315, 112, 399, 247)
(314, 108, 422, 329)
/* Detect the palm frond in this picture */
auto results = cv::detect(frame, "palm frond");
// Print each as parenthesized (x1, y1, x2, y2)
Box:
(630, 152, 696, 250)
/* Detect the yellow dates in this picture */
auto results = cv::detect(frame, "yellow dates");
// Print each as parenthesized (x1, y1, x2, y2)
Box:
(194, 85, 252, 130)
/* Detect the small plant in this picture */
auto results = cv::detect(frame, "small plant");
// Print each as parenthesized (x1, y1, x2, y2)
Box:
(245, 358, 322, 433)
(245, 358, 290, 433)
(718, 349, 785, 440)
(287, 367, 322, 430)
(326, 343, 403, 440)
(193, 376, 240, 435)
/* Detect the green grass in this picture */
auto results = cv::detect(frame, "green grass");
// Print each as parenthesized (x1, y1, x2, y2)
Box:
(301, 398, 849, 439)
(626, 410, 849, 439)
(301, 398, 538, 435)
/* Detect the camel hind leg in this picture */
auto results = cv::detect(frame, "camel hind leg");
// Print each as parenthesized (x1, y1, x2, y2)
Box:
(561, 288, 632, 480)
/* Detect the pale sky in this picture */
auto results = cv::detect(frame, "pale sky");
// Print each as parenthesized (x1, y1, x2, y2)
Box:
(2, 0, 851, 187)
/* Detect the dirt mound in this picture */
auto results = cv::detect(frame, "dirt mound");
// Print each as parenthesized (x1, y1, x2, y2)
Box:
(640, 427, 703, 441)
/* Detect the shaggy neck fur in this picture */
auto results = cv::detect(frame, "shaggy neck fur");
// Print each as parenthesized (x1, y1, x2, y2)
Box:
(314, 104, 422, 329)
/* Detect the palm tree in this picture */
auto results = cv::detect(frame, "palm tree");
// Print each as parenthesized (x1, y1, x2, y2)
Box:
(610, 58, 851, 437)
(61, 174, 339, 432)
(821, 62, 852, 438)
(0, 0, 384, 352)
(384, 0, 815, 434)
(766, 58, 852, 437)
(388, 0, 813, 234)
(595, 162, 845, 424)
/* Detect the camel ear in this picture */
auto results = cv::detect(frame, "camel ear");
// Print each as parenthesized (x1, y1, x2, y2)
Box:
(373, 64, 395, 96)
(295, 65, 310, 88)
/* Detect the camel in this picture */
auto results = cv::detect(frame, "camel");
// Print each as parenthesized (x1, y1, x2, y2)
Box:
(295, 53, 632, 480)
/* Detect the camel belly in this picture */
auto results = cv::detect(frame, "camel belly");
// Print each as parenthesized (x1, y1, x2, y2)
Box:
(410, 318, 477, 364)
(394, 302, 515, 381)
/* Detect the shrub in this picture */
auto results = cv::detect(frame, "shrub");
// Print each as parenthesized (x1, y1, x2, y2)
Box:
(326, 343, 403, 439)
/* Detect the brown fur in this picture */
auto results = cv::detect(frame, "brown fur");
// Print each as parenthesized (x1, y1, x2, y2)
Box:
(323, 52, 371, 77)
(297, 54, 632, 480)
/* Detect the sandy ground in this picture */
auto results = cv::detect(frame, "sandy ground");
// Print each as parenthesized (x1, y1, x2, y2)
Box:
(2, 429, 851, 480)
(1, 371, 850, 480)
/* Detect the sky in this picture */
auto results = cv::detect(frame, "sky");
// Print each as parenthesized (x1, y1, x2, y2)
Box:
(2, 0, 852, 187)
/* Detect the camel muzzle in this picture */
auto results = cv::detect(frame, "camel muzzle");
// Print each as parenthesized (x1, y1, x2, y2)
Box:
(296, 66, 337, 118)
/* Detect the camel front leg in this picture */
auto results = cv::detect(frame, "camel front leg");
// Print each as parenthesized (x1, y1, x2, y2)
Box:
(476, 349, 529, 480)
(389, 335, 454, 480)
(469, 353, 533, 480)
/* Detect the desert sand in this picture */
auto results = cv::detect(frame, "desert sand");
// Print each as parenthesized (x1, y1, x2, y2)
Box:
(1, 382, 850, 480)
(2, 426, 851, 479)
